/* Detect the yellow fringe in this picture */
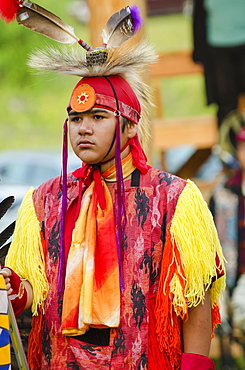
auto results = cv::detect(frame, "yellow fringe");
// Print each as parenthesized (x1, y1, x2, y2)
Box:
(5, 187, 49, 315)
(169, 180, 226, 314)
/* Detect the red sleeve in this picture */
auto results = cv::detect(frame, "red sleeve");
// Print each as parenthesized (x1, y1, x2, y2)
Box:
(5, 267, 28, 317)
(181, 353, 214, 370)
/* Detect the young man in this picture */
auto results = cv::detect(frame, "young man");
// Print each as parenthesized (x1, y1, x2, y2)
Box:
(0, 3, 225, 369)
(1, 73, 225, 369)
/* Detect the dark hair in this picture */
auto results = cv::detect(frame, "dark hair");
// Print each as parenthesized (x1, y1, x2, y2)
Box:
(122, 116, 135, 132)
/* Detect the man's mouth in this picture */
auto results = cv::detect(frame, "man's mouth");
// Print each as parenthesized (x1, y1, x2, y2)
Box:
(78, 140, 94, 147)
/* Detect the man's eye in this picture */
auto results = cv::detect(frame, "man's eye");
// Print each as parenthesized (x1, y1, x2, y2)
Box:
(71, 116, 81, 122)
(94, 115, 104, 120)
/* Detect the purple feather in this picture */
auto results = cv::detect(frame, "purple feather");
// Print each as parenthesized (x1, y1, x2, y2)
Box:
(130, 5, 144, 32)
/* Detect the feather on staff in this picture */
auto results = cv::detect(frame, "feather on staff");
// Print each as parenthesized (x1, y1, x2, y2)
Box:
(0, 196, 15, 259)
(17, 2, 83, 46)
(0, 0, 91, 49)
(0, 196, 15, 250)
(0, 196, 14, 220)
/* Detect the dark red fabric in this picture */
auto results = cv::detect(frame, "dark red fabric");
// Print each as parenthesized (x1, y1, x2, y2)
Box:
(73, 164, 106, 210)
(129, 135, 149, 174)
(181, 353, 214, 370)
(6, 267, 28, 317)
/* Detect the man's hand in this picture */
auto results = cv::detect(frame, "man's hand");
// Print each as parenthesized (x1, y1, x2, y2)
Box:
(0, 267, 13, 295)
(0, 267, 33, 313)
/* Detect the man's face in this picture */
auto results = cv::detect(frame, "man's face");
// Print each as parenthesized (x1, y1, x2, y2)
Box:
(68, 108, 136, 165)
(237, 141, 245, 171)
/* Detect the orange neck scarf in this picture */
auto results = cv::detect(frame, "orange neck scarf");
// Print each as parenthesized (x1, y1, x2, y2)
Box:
(62, 153, 135, 335)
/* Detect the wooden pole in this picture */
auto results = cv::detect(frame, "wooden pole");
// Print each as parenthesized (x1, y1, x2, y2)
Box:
(86, 0, 146, 47)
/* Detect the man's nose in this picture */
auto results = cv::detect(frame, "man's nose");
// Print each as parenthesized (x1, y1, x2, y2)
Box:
(78, 117, 93, 134)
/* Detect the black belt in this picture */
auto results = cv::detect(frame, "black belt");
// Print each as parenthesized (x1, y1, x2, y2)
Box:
(74, 327, 110, 346)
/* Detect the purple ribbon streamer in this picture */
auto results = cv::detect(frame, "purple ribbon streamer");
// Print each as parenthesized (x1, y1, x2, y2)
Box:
(58, 118, 68, 295)
(115, 112, 126, 291)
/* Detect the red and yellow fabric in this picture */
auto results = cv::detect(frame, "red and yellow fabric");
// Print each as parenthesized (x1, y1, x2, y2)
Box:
(0, 274, 11, 370)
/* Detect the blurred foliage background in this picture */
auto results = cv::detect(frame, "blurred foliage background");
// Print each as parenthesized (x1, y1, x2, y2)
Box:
(0, 0, 214, 151)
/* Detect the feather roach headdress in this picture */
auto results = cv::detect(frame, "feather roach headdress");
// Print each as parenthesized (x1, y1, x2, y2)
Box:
(0, 0, 158, 293)
(0, 0, 157, 146)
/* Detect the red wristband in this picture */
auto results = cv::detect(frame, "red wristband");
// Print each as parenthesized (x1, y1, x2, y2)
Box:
(181, 353, 214, 370)
(6, 267, 28, 317)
